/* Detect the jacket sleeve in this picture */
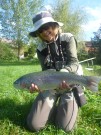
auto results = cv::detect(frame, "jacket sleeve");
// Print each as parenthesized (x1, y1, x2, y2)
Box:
(64, 36, 79, 73)
(36, 49, 48, 71)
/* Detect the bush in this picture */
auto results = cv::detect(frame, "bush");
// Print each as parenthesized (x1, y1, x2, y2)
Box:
(78, 53, 89, 61)
(0, 41, 17, 61)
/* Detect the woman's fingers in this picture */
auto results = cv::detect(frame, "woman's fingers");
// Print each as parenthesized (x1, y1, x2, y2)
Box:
(59, 80, 70, 90)
(29, 83, 40, 93)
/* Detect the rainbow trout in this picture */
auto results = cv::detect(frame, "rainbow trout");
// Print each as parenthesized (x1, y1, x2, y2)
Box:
(13, 70, 101, 92)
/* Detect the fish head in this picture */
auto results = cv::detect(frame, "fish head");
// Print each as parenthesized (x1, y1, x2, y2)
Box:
(13, 76, 30, 90)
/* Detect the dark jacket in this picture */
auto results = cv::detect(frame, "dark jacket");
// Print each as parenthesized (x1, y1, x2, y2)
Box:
(36, 33, 79, 73)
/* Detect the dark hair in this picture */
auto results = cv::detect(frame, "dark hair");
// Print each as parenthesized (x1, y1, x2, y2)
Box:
(37, 22, 59, 33)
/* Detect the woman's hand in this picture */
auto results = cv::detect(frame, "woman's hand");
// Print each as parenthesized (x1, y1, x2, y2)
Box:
(29, 81, 72, 93)
(58, 80, 70, 90)
(29, 83, 40, 93)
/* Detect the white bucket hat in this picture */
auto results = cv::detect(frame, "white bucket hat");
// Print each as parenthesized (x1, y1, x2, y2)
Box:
(29, 11, 63, 37)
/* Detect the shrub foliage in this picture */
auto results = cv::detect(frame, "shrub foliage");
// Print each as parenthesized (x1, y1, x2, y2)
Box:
(0, 41, 17, 61)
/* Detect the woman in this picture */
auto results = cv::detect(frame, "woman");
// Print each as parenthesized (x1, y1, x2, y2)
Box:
(27, 10, 85, 132)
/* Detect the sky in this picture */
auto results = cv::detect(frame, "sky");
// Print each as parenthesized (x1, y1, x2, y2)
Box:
(44, 0, 101, 41)
(1, 0, 101, 41)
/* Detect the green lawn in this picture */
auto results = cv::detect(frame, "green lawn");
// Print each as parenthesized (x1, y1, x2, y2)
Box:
(0, 61, 101, 135)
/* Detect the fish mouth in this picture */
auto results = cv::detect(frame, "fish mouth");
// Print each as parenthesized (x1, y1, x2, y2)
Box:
(13, 80, 28, 90)
(13, 80, 19, 89)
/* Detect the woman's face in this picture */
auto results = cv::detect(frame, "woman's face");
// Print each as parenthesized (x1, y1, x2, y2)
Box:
(37, 23, 59, 42)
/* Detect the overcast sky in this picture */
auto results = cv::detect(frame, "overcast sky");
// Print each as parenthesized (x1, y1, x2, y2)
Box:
(44, 0, 101, 41)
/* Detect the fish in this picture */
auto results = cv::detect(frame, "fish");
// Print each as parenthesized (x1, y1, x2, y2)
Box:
(13, 70, 101, 92)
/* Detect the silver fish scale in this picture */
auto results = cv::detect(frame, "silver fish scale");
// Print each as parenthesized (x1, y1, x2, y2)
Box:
(29, 71, 88, 89)
(14, 70, 101, 92)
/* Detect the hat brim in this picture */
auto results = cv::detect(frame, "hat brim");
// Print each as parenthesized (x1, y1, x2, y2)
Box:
(29, 21, 63, 37)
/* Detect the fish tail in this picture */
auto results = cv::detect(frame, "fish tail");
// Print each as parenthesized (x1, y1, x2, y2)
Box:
(86, 76, 101, 92)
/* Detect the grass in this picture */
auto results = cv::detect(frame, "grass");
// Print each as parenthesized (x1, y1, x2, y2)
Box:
(0, 61, 101, 135)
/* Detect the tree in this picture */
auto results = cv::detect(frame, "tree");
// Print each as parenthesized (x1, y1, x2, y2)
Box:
(0, 0, 42, 60)
(91, 25, 101, 64)
(52, 0, 87, 40)
(91, 25, 101, 45)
